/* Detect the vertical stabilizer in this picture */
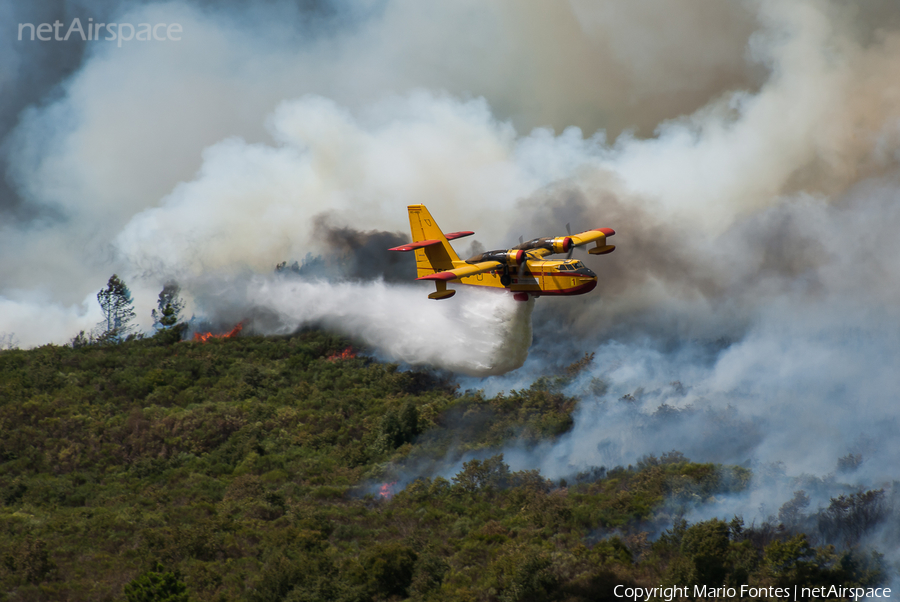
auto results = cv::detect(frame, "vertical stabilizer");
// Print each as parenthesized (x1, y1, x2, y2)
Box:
(407, 205, 460, 278)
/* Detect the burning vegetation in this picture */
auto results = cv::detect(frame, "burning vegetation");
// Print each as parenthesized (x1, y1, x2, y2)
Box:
(378, 480, 398, 500)
(192, 322, 243, 343)
(326, 346, 356, 361)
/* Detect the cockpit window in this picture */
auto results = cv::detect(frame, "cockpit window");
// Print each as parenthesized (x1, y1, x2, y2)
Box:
(559, 264, 572, 271)
(572, 261, 585, 270)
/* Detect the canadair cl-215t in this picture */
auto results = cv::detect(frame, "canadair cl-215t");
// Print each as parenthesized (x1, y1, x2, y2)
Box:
(389, 205, 615, 300)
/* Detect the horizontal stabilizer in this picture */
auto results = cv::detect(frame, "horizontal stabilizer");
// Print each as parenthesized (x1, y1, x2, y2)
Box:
(444, 231, 474, 241)
(388, 239, 441, 252)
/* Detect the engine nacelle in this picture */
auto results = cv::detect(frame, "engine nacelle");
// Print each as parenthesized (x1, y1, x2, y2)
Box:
(514, 236, 571, 254)
(551, 236, 573, 254)
(466, 249, 525, 266)
(506, 249, 525, 266)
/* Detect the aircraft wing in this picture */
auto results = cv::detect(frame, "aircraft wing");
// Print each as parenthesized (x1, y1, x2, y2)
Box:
(570, 227, 614, 245)
(417, 260, 501, 281)
(570, 228, 616, 255)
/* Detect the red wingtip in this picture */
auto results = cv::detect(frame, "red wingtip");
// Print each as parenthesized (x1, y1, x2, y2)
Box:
(596, 228, 616, 236)
(417, 272, 457, 281)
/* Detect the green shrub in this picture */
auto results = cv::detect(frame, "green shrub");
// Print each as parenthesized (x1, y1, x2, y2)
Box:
(124, 562, 188, 602)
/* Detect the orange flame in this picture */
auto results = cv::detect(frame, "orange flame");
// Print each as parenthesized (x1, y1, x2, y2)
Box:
(379, 481, 398, 499)
(327, 346, 357, 361)
(193, 322, 243, 342)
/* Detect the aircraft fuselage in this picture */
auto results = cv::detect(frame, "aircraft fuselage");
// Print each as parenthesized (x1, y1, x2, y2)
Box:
(459, 259, 597, 297)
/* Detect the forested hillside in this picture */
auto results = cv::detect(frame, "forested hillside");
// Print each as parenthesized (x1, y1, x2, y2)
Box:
(0, 332, 885, 601)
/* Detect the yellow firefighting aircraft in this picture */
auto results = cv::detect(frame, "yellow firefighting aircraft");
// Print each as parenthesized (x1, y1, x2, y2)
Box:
(389, 204, 615, 300)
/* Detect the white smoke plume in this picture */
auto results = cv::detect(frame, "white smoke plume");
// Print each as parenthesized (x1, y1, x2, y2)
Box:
(190, 274, 534, 376)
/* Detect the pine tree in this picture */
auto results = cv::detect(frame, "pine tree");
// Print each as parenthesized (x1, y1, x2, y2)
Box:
(151, 282, 185, 329)
(97, 274, 136, 342)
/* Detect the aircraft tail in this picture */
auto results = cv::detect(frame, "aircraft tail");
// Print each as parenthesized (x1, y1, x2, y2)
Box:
(406, 205, 461, 278)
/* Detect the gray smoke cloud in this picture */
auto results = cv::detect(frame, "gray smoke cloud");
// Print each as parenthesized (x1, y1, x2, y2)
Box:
(6, 0, 900, 560)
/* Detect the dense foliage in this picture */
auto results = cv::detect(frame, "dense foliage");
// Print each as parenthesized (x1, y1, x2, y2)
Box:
(0, 332, 886, 601)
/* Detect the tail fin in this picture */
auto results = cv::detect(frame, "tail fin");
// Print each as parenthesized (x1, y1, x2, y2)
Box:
(407, 205, 460, 278)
